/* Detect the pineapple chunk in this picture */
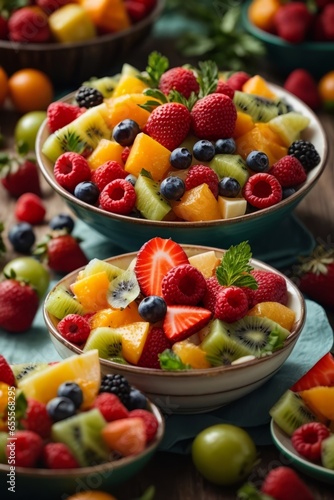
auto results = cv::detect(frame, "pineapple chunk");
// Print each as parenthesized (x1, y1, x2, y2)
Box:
(268, 112, 310, 147)
(49, 4, 96, 43)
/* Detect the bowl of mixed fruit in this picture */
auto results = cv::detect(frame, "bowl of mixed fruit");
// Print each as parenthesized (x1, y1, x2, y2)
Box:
(43, 237, 306, 414)
(0, 351, 164, 498)
(36, 52, 328, 250)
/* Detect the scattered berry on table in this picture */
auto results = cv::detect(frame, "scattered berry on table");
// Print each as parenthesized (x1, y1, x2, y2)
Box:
(99, 178, 136, 214)
(57, 382, 83, 409)
(214, 286, 249, 323)
(242, 172, 282, 209)
(246, 150, 269, 173)
(42, 442, 79, 469)
(161, 263, 207, 306)
(138, 295, 167, 323)
(291, 422, 330, 462)
(47, 396, 77, 421)
(14, 193, 46, 225)
(170, 147, 192, 170)
(260, 466, 314, 500)
(54, 152, 91, 193)
(74, 181, 100, 205)
(215, 137, 236, 155)
(0, 278, 39, 333)
(34, 232, 88, 274)
(218, 177, 241, 198)
(288, 139, 321, 172)
(49, 213, 75, 233)
(160, 176, 185, 200)
(193, 140, 216, 162)
(8, 222, 36, 253)
(75, 86, 104, 108)
(99, 373, 131, 406)
(0, 155, 41, 198)
(57, 314, 91, 344)
(112, 119, 141, 146)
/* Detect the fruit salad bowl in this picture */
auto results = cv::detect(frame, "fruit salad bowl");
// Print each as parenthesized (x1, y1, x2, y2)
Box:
(43, 240, 306, 414)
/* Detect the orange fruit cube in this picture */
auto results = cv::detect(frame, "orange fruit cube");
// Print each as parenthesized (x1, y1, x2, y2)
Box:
(248, 0, 281, 32)
(233, 111, 255, 138)
(87, 139, 124, 170)
(104, 93, 159, 130)
(172, 183, 221, 221)
(112, 75, 148, 98)
(89, 301, 142, 329)
(125, 132, 171, 181)
(71, 271, 110, 313)
(247, 301, 296, 331)
(300, 387, 334, 421)
(242, 75, 277, 99)
(102, 417, 146, 456)
(80, 0, 130, 33)
(172, 340, 212, 369)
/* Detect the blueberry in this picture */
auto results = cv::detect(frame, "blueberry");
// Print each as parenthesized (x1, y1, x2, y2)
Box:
(74, 181, 100, 205)
(112, 119, 140, 146)
(8, 222, 35, 253)
(46, 396, 76, 421)
(138, 295, 167, 323)
(57, 382, 83, 409)
(160, 176, 185, 201)
(218, 177, 241, 198)
(125, 388, 147, 411)
(49, 213, 75, 233)
(170, 147, 192, 169)
(193, 140, 215, 162)
(282, 187, 296, 199)
(215, 138, 236, 155)
(246, 151, 269, 172)
(125, 174, 137, 186)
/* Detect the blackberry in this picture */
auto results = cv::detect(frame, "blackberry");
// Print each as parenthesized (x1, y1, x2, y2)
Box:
(75, 86, 104, 108)
(99, 373, 131, 405)
(288, 140, 321, 172)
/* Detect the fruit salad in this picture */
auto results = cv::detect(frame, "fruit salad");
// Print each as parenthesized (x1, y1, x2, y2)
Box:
(0, 351, 161, 469)
(45, 237, 299, 371)
(40, 52, 321, 223)
(270, 352, 334, 472)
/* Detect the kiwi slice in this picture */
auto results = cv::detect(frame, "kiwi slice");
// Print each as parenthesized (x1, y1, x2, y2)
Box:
(209, 154, 249, 187)
(0, 432, 8, 464)
(270, 390, 317, 436)
(135, 173, 171, 221)
(83, 327, 123, 360)
(51, 408, 109, 466)
(83, 76, 118, 98)
(321, 434, 334, 470)
(200, 318, 253, 366)
(42, 125, 89, 163)
(81, 258, 123, 281)
(11, 362, 49, 383)
(45, 285, 84, 320)
(226, 316, 290, 357)
(107, 268, 140, 309)
(233, 91, 288, 122)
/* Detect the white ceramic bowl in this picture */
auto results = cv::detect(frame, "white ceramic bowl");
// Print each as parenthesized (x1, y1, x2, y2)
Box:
(43, 244, 306, 414)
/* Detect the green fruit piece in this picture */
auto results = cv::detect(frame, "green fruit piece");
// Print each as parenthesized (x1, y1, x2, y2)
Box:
(233, 91, 288, 122)
(3, 257, 50, 299)
(51, 408, 109, 466)
(11, 362, 49, 383)
(45, 285, 84, 319)
(268, 112, 310, 147)
(14, 111, 47, 151)
(269, 390, 317, 436)
(210, 154, 249, 187)
(0, 432, 8, 463)
(135, 173, 171, 221)
(83, 326, 123, 360)
(81, 258, 123, 281)
(83, 76, 118, 98)
(107, 268, 140, 309)
(321, 434, 334, 470)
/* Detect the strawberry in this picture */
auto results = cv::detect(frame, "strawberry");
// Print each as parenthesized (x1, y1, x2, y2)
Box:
(163, 304, 212, 343)
(46, 102, 85, 133)
(34, 232, 88, 274)
(244, 270, 288, 308)
(42, 442, 79, 469)
(159, 67, 200, 99)
(226, 71, 250, 91)
(14, 193, 46, 224)
(6, 430, 43, 468)
(292, 244, 334, 308)
(190, 93, 237, 141)
(92, 392, 129, 422)
(125, 0, 147, 22)
(260, 466, 314, 500)
(273, 3, 312, 44)
(215, 80, 234, 99)
(128, 408, 159, 442)
(0, 355, 16, 386)
(21, 398, 52, 438)
(321, 4, 334, 40)
(270, 156, 307, 188)
(8, 6, 51, 43)
(284, 69, 321, 111)
(290, 352, 334, 392)
(0, 278, 39, 333)
(0, 154, 41, 198)
(134, 237, 189, 297)
(144, 102, 191, 151)
(137, 327, 171, 369)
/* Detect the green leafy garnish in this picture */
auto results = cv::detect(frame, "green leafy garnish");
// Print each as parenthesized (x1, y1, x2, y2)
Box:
(216, 241, 258, 289)
(141, 51, 169, 88)
(197, 60, 219, 98)
(237, 482, 273, 500)
(159, 349, 192, 371)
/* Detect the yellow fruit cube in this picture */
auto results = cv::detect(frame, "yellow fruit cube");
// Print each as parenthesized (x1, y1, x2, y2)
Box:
(90, 301, 142, 329)
(71, 271, 110, 313)
(112, 75, 149, 98)
(172, 340, 212, 369)
(49, 4, 96, 43)
(87, 139, 124, 170)
(104, 94, 158, 130)
(188, 251, 220, 278)
(120, 322, 150, 365)
(242, 75, 277, 99)
(218, 196, 247, 219)
(125, 132, 171, 181)
(172, 184, 221, 221)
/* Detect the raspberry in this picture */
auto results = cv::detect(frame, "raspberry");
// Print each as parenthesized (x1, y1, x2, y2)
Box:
(270, 156, 307, 188)
(128, 409, 159, 442)
(288, 140, 321, 172)
(137, 327, 171, 369)
(159, 67, 200, 99)
(162, 264, 207, 305)
(99, 373, 131, 405)
(202, 276, 221, 313)
(191, 93, 237, 140)
(54, 152, 91, 193)
(214, 286, 248, 323)
(75, 86, 104, 108)
(215, 80, 234, 99)
(47, 102, 85, 133)
(6, 430, 43, 467)
(244, 270, 288, 308)
(99, 178, 136, 215)
(93, 392, 129, 422)
(42, 442, 79, 469)
(291, 422, 330, 462)
(8, 6, 51, 43)
(185, 165, 219, 198)
(14, 193, 46, 225)
(91, 160, 127, 191)
(21, 398, 52, 438)
(121, 146, 131, 164)
(57, 314, 91, 344)
(242, 173, 282, 209)
(226, 71, 251, 91)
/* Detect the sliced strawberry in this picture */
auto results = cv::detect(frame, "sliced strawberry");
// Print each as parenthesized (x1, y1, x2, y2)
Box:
(291, 352, 334, 392)
(135, 237, 189, 297)
(163, 305, 212, 343)
(0, 355, 16, 387)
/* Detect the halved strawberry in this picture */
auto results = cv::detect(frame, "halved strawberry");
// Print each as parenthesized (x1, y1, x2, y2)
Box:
(291, 352, 334, 392)
(134, 237, 189, 297)
(163, 305, 212, 343)
(0, 355, 16, 387)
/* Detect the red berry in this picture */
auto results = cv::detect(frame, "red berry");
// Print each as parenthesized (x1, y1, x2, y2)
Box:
(92, 392, 129, 422)
(163, 304, 212, 343)
(91, 160, 127, 191)
(42, 442, 79, 469)
(125, 0, 147, 22)
(270, 155, 307, 188)
(162, 263, 207, 305)
(128, 409, 159, 442)
(57, 314, 91, 344)
(214, 286, 249, 323)
(47, 102, 85, 133)
(273, 3, 312, 44)
(243, 172, 282, 209)
(185, 164, 219, 197)
(137, 326, 171, 369)
(0, 279, 39, 333)
(121, 146, 131, 164)
(226, 71, 251, 91)
(54, 152, 91, 193)
(215, 80, 234, 99)
(261, 466, 314, 500)
(0, 355, 16, 386)
(202, 276, 221, 313)
(284, 69, 321, 111)
(8, 6, 51, 43)
(159, 67, 200, 99)
(14, 193, 46, 224)
(292, 422, 330, 462)
(21, 398, 52, 438)
(1, 158, 41, 198)
(144, 102, 191, 151)
(6, 430, 43, 467)
(41, 233, 88, 274)
(245, 270, 288, 308)
(191, 93, 237, 140)
(36, 0, 72, 14)
(99, 178, 136, 214)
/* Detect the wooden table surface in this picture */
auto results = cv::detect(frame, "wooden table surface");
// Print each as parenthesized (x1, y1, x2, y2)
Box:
(1, 35, 334, 500)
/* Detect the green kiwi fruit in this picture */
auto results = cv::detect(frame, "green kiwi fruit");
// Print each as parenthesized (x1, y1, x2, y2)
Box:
(209, 154, 249, 187)
(200, 318, 253, 366)
(269, 390, 317, 436)
(51, 408, 109, 466)
(83, 327, 123, 360)
(83, 76, 118, 98)
(45, 285, 84, 320)
(226, 316, 290, 357)
(0, 432, 8, 463)
(81, 258, 123, 281)
(11, 362, 49, 383)
(107, 268, 140, 309)
(42, 127, 89, 163)
(72, 105, 111, 149)
(134, 173, 171, 221)
(233, 91, 288, 122)
(321, 434, 334, 470)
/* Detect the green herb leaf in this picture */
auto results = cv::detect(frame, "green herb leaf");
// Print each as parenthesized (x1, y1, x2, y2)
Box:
(144, 51, 169, 88)
(159, 349, 192, 371)
(215, 241, 258, 289)
(237, 482, 272, 500)
(197, 60, 219, 97)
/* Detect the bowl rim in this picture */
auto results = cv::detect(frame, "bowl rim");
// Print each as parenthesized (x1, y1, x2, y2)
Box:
(0, 0, 166, 52)
(241, 0, 334, 50)
(0, 400, 164, 478)
(36, 82, 329, 230)
(44, 243, 306, 378)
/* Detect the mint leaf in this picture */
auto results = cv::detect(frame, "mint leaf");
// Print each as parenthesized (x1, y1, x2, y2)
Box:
(144, 51, 169, 88)
(159, 349, 192, 371)
(216, 241, 258, 289)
